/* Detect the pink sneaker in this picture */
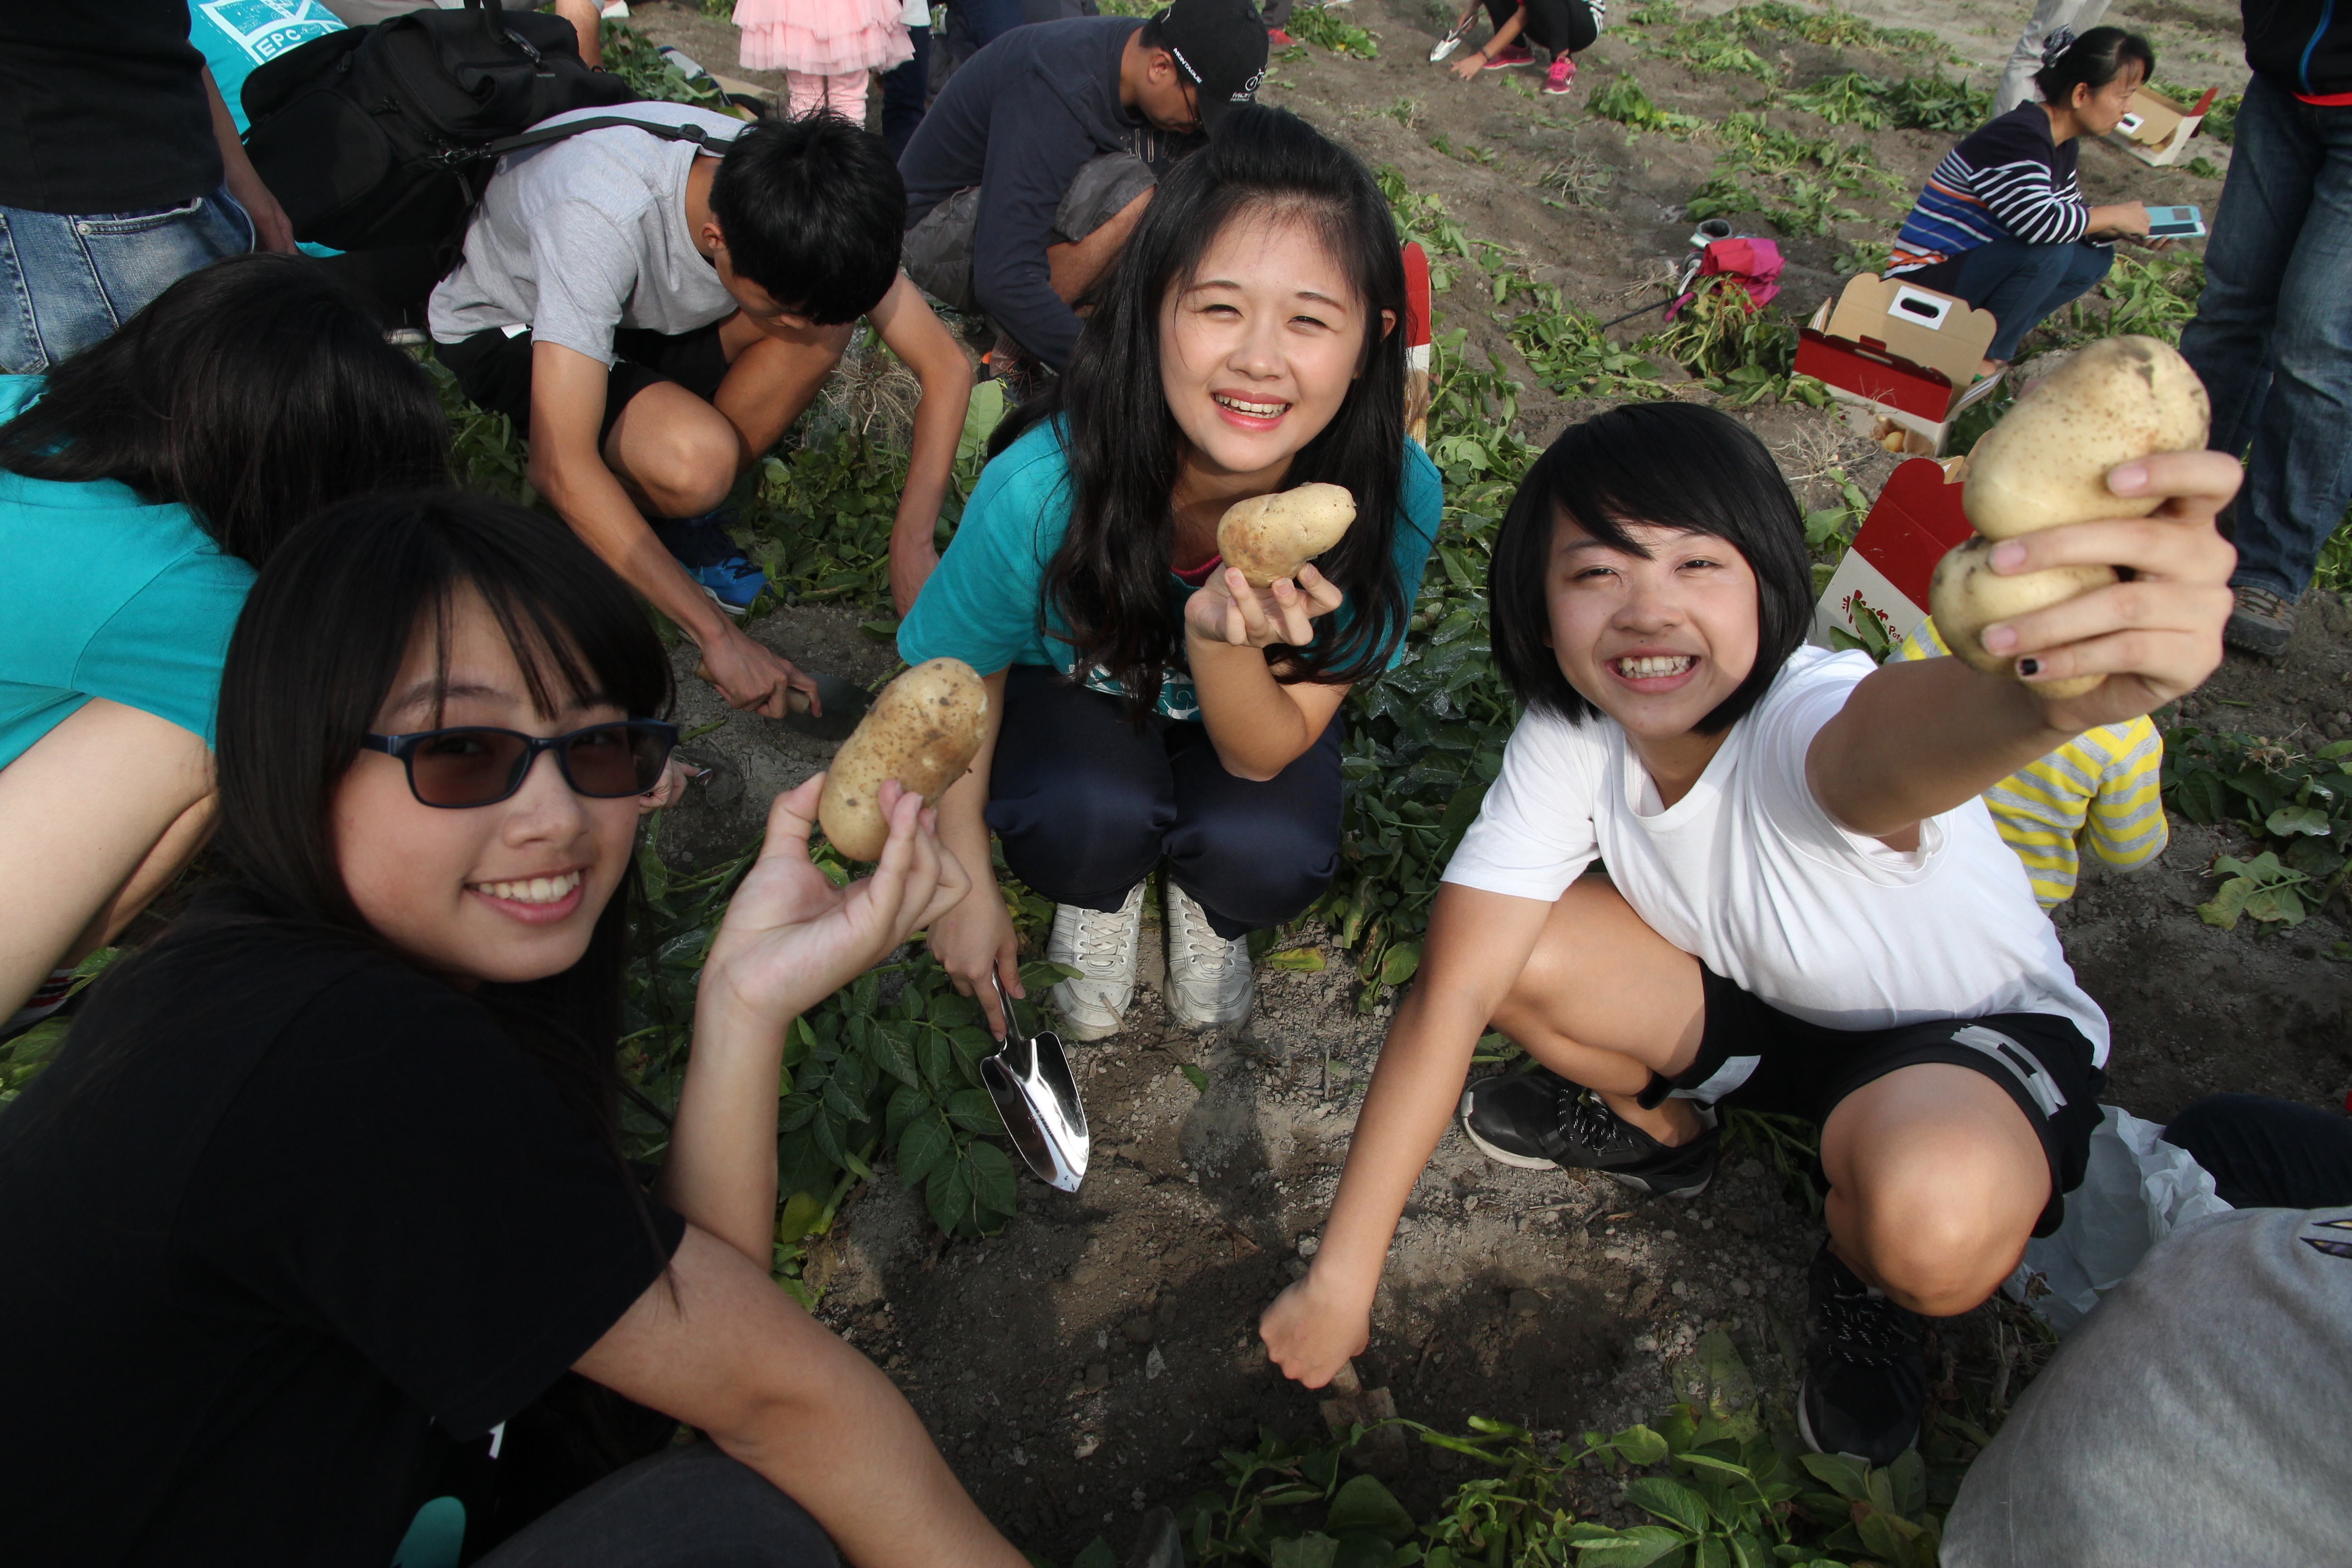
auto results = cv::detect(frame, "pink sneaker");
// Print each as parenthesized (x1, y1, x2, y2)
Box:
(1542, 53, 1576, 93)
(1482, 41, 1534, 69)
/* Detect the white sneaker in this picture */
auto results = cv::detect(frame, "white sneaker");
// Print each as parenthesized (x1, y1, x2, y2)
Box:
(1046, 883, 1145, 1041)
(1164, 883, 1256, 1030)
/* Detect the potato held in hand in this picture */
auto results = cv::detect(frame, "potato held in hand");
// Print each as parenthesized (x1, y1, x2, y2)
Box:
(817, 658, 987, 861)
(1928, 538, 2117, 700)
(1962, 335, 2210, 539)
(1215, 483, 1357, 588)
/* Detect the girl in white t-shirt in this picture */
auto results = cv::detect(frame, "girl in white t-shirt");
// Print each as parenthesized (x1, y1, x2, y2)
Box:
(1259, 402, 2238, 1467)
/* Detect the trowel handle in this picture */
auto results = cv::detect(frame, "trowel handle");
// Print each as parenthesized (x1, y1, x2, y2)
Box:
(693, 658, 812, 715)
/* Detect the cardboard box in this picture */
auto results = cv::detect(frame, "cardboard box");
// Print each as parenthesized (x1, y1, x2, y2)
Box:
(2107, 83, 2218, 167)
(1811, 456, 1975, 652)
(1794, 274, 2001, 455)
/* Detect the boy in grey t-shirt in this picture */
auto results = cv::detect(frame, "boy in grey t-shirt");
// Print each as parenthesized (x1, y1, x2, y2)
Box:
(430, 111, 972, 716)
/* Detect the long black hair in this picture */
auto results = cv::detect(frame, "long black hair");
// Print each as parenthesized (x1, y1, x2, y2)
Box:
(1489, 403, 1813, 734)
(2034, 24, 2154, 108)
(43, 491, 672, 1159)
(994, 105, 1411, 719)
(0, 253, 448, 565)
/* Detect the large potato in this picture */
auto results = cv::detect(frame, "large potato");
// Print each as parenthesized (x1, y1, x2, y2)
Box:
(1927, 538, 2117, 700)
(817, 658, 988, 860)
(1215, 483, 1357, 588)
(1962, 335, 2209, 540)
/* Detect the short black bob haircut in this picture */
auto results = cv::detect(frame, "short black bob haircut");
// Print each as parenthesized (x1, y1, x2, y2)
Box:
(1488, 403, 1813, 735)
(710, 113, 906, 325)
(2034, 24, 2155, 108)
(0, 253, 447, 567)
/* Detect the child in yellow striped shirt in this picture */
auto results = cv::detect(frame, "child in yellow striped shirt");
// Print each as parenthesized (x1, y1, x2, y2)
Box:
(1896, 618, 2168, 905)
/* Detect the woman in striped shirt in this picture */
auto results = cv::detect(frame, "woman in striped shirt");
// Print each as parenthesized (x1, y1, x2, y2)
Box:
(1888, 26, 2159, 375)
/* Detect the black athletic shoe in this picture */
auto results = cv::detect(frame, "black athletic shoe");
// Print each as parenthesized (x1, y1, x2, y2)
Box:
(1459, 1069, 1719, 1196)
(1798, 1243, 1927, 1466)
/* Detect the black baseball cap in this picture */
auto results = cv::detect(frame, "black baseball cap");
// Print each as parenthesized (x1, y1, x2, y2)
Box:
(1153, 0, 1269, 132)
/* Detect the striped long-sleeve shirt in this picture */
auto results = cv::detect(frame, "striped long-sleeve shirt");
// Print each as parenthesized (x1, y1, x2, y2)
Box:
(1895, 619, 2168, 906)
(1888, 106, 2095, 275)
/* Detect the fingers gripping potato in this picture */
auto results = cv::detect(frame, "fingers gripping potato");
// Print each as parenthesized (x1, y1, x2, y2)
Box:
(817, 658, 987, 861)
(1930, 335, 2209, 696)
(1216, 483, 1357, 588)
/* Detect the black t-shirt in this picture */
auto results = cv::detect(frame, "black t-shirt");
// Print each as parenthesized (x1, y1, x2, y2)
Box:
(0, 0, 222, 213)
(0, 903, 686, 1567)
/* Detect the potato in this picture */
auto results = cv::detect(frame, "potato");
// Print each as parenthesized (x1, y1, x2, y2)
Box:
(1962, 335, 2209, 540)
(1927, 538, 2117, 700)
(1215, 483, 1357, 588)
(817, 658, 988, 860)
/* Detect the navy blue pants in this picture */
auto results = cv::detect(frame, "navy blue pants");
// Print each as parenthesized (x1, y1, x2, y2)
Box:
(1906, 236, 2112, 363)
(2164, 1093, 2352, 1211)
(880, 25, 929, 160)
(985, 665, 1344, 940)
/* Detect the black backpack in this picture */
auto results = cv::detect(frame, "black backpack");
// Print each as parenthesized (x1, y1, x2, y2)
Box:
(240, 0, 724, 253)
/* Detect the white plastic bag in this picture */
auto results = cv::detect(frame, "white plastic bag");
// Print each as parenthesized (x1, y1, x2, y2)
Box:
(2004, 1104, 2234, 1336)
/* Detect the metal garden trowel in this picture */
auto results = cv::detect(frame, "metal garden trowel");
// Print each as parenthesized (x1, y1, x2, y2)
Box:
(1428, 0, 1480, 59)
(984, 972, 1089, 1192)
(1319, 1359, 1408, 1474)
(692, 662, 871, 741)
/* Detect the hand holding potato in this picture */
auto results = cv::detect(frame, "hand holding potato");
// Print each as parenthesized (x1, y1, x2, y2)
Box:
(1960, 448, 2239, 730)
(1185, 561, 1346, 649)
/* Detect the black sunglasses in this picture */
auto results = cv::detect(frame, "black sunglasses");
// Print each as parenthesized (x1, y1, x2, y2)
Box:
(362, 720, 680, 808)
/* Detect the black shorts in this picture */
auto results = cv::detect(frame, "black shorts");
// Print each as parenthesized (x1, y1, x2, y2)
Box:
(1655, 968, 2106, 1238)
(432, 322, 733, 447)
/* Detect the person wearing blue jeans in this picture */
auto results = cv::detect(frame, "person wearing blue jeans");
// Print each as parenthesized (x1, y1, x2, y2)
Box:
(0, 0, 294, 374)
(1918, 235, 2112, 364)
(2180, 70, 2352, 657)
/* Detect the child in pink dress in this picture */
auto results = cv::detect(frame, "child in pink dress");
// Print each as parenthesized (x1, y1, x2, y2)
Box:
(736, 0, 914, 120)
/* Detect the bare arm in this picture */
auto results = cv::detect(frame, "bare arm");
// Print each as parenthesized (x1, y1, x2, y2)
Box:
(1184, 563, 1352, 781)
(660, 778, 967, 1264)
(1809, 450, 2239, 840)
(1260, 881, 1555, 1387)
(1452, 6, 1526, 77)
(577, 1226, 1024, 1568)
(203, 68, 294, 253)
(921, 667, 1022, 1037)
(0, 701, 215, 1017)
(870, 276, 976, 617)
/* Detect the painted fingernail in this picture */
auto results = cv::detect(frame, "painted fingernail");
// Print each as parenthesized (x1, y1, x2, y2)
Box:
(1990, 540, 2026, 572)
(2016, 657, 2042, 677)
(2108, 461, 2149, 494)
(1982, 622, 2017, 652)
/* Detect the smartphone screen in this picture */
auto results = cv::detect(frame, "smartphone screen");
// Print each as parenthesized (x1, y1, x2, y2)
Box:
(2146, 204, 2205, 238)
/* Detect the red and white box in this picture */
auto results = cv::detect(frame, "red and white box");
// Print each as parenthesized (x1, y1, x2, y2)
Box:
(1811, 456, 1975, 650)
(1794, 274, 2001, 456)
(2107, 83, 2219, 168)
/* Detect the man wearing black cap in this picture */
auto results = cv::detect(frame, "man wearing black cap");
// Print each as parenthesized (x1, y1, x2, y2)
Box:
(897, 0, 1266, 391)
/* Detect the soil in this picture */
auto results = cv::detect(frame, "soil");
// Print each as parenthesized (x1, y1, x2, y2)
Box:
(619, 0, 2349, 1555)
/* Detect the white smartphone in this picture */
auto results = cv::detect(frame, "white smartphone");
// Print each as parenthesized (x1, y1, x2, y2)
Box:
(2146, 204, 2206, 239)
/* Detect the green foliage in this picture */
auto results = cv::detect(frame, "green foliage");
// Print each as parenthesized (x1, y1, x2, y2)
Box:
(2164, 730, 2352, 925)
(2198, 91, 2241, 144)
(1637, 276, 1812, 403)
(0, 947, 118, 1107)
(1785, 69, 1990, 132)
(1832, 236, 1892, 277)
(2313, 505, 2352, 598)
(2045, 253, 2204, 348)
(1633, 3, 1953, 85)
(1376, 165, 1472, 291)
(1289, 2, 1381, 58)
(1588, 75, 1705, 134)
(598, 19, 729, 109)
(1156, 1337, 1940, 1566)
(1497, 275, 1669, 399)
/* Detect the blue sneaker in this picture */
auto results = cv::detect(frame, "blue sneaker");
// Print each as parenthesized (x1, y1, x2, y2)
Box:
(654, 510, 768, 613)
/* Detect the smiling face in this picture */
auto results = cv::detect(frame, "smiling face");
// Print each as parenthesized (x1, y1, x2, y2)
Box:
(1544, 508, 1762, 748)
(331, 588, 641, 986)
(1158, 205, 1387, 489)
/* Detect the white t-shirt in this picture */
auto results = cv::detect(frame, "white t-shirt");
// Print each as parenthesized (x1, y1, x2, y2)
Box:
(1442, 646, 2109, 1063)
(428, 107, 746, 364)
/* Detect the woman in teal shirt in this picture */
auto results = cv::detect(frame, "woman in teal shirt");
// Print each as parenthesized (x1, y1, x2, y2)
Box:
(902, 108, 1442, 1042)
(0, 253, 448, 1029)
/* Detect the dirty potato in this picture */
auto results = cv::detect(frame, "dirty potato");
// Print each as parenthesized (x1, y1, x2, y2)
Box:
(1927, 538, 2117, 700)
(817, 658, 988, 860)
(1963, 335, 2210, 540)
(1215, 483, 1357, 588)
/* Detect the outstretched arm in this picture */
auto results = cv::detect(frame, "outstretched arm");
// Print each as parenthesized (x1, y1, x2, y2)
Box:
(1808, 449, 2238, 841)
(871, 275, 977, 616)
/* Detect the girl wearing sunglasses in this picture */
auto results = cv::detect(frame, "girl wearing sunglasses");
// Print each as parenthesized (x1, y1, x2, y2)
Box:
(0, 254, 449, 1034)
(0, 491, 1018, 1568)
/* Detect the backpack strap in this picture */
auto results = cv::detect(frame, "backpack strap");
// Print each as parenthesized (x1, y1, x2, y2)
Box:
(478, 113, 744, 162)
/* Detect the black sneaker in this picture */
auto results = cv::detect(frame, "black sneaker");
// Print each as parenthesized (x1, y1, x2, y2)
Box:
(1459, 1069, 1719, 1196)
(1798, 1242, 1926, 1466)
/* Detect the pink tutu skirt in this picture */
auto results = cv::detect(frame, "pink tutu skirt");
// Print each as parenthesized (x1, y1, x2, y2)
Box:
(735, 0, 913, 74)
